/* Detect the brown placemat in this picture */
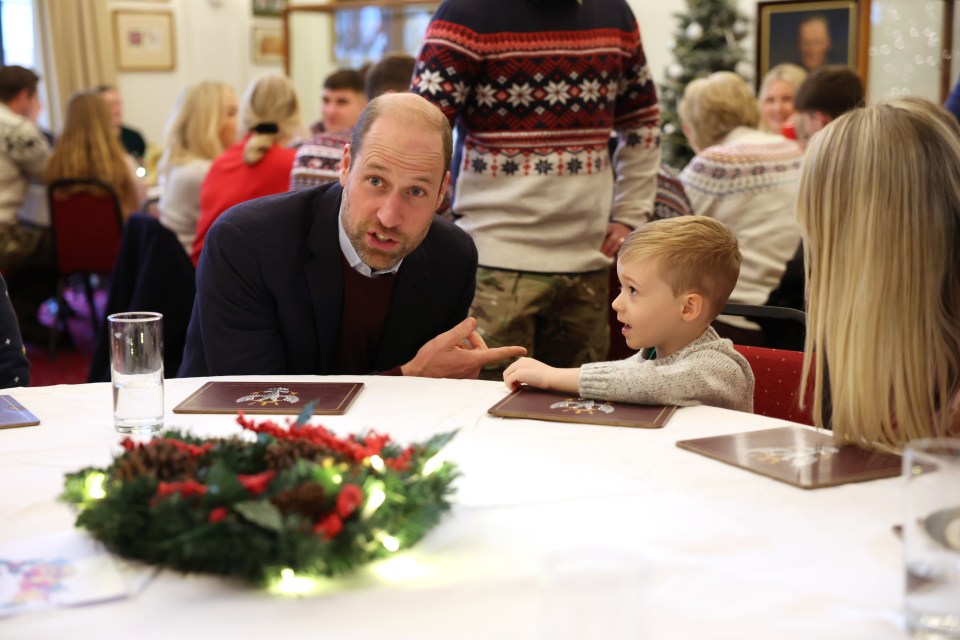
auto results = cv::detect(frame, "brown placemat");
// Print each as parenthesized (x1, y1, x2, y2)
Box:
(173, 382, 363, 415)
(0, 395, 40, 429)
(488, 386, 677, 428)
(676, 426, 902, 489)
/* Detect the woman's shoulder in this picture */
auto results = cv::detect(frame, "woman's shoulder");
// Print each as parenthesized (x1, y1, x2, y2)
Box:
(680, 129, 803, 196)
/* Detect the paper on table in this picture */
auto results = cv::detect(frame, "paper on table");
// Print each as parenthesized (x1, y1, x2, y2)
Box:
(0, 531, 132, 618)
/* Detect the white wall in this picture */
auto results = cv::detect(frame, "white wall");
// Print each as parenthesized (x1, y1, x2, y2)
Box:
(105, 0, 954, 146)
(109, 0, 291, 144)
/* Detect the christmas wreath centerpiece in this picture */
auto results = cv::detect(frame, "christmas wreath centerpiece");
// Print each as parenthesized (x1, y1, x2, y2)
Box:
(61, 411, 458, 591)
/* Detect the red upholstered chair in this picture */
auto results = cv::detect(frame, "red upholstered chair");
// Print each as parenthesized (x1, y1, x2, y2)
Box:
(734, 344, 814, 425)
(47, 179, 124, 358)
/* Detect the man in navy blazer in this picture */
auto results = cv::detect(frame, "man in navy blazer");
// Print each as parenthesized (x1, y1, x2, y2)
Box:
(179, 93, 525, 378)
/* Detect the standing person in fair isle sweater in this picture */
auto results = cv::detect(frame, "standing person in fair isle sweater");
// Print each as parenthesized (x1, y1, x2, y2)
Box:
(412, 0, 661, 379)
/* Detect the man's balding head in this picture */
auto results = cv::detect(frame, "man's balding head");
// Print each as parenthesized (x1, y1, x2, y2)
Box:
(350, 92, 452, 171)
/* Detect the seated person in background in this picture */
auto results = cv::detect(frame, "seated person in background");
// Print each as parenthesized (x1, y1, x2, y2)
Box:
(761, 65, 866, 350)
(309, 68, 366, 136)
(0, 65, 50, 271)
(46, 91, 147, 219)
(291, 53, 414, 192)
(798, 97, 960, 447)
(758, 64, 806, 137)
(679, 71, 803, 347)
(504, 216, 754, 413)
(0, 273, 29, 388)
(190, 74, 301, 266)
(179, 92, 526, 378)
(158, 81, 239, 255)
(95, 84, 147, 162)
(792, 65, 864, 146)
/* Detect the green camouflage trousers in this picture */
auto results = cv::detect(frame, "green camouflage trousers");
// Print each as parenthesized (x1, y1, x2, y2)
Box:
(471, 267, 609, 380)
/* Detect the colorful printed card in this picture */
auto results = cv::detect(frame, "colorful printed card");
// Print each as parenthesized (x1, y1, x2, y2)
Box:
(676, 426, 902, 489)
(0, 395, 39, 429)
(0, 531, 129, 618)
(172, 382, 364, 415)
(488, 386, 677, 429)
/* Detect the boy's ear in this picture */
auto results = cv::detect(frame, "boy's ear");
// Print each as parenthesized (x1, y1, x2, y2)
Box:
(680, 292, 704, 323)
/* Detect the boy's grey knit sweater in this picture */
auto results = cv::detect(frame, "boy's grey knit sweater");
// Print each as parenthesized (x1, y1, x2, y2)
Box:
(579, 326, 755, 413)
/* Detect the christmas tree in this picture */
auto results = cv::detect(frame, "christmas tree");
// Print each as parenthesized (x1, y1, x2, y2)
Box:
(658, 0, 751, 169)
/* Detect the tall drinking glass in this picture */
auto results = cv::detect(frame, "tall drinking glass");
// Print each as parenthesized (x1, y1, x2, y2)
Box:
(904, 438, 960, 637)
(109, 312, 164, 434)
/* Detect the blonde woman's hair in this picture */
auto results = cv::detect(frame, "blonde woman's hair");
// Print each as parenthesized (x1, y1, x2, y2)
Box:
(618, 216, 741, 318)
(238, 74, 301, 165)
(758, 64, 807, 133)
(679, 71, 760, 151)
(798, 96, 960, 447)
(45, 91, 140, 214)
(158, 81, 233, 177)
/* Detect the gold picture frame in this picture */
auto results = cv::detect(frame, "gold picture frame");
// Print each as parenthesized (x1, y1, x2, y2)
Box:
(252, 26, 285, 65)
(756, 0, 870, 85)
(113, 10, 176, 71)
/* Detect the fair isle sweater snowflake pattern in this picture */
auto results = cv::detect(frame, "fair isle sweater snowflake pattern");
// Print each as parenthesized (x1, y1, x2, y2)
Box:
(414, 20, 658, 178)
(680, 140, 803, 198)
(412, 3, 661, 273)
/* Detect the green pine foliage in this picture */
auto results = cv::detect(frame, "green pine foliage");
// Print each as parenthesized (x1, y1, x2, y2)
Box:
(61, 426, 459, 587)
(659, 0, 750, 169)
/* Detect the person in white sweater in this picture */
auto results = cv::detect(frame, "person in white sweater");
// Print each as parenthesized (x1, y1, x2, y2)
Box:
(678, 71, 803, 344)
(504, 216, 754, 413)
(158, 81, 238, 254)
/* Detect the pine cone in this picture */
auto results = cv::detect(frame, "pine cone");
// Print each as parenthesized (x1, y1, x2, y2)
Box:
(264, 439, 328, 471)
(270, 482, 328, 520)
(112, 440, 198, 482)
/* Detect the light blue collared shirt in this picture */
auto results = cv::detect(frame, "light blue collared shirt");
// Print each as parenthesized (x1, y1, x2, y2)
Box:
(337, 196, 403, 278)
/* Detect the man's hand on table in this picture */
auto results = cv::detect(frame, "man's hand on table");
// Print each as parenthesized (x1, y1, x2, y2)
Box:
(400, 317, 526, 379)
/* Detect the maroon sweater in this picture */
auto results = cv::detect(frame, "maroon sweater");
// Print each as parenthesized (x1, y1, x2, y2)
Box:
(331, 255, 400, 375)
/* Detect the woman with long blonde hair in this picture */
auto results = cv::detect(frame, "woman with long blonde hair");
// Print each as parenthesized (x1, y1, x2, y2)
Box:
(798, 97, 960, 447)
(190, 73, 301, 266)
(46, 91, 146, 217)
(158, 81, 238, 254)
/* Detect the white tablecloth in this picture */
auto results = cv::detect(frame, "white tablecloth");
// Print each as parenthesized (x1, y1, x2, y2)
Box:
(0, 376, 906, 639)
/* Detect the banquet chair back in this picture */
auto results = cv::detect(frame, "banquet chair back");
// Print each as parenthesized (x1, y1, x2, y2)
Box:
(733, 344, 814, 425)
(47, 179, 124, 358)
(87, 214, 197, 383)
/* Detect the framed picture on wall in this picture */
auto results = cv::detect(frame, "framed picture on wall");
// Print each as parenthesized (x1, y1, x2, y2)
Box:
(756, 0, 869, 84)
(253, 0, 286, 17)
(113, 10, 175, 71)
(252, 26, 285, 65)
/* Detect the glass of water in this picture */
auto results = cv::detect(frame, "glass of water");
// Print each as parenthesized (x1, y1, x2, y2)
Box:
(108, 312, 164, 434)
(904, 438, 960, 638)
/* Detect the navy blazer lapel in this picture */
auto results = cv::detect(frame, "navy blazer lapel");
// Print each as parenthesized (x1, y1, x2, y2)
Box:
(375, 241, 431, 372)
(303, 185, 345, 374)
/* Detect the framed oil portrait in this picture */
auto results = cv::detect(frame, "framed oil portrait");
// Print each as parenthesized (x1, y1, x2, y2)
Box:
(252, 26, 284, 65)
(756, 0, 870, 85)
(113, 10, 175, 72)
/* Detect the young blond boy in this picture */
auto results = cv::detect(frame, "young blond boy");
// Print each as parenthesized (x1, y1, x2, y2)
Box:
(503, 216, 755, 412)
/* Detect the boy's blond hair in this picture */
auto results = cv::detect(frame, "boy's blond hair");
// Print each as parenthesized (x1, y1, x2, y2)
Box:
(618, 217, 741, 318)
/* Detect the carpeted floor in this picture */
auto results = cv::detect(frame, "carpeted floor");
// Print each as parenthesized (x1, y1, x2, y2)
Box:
(22, 284, 102, 387)
(26, 342, 92, 386)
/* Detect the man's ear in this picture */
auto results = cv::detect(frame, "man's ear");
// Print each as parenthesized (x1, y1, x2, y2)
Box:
(435, 170, 451, 210)
(814, 111, 831, 128)
(680, 292, 705, 323)
(338, 144, 352, 187)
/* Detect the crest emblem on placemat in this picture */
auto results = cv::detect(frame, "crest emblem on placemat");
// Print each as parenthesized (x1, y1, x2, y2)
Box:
(548, 398, 615, 415)
(235, 387, 301, 406)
